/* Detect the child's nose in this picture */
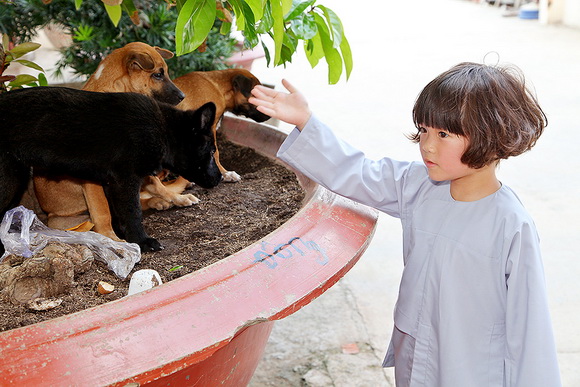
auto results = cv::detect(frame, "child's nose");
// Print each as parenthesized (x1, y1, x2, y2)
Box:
(421, 134, 435, 153)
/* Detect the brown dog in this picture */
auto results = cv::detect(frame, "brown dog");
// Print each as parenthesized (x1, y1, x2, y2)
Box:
(140, 69, 271, 210)
(174, 69, 270, 181)
(33, 42, 187, 241)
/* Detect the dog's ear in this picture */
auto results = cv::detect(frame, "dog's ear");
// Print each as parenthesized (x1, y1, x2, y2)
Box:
(154, 47, 174, 60)
(232, 74, 255, 98)
(194, 102, 217, 132)
(126, 52, 155, 71)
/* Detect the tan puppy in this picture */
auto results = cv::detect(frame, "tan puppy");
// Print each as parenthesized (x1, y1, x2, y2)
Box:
(139, 69, 271, 210)
(33, 42, 187, 241)
(174, 69, 270, 181)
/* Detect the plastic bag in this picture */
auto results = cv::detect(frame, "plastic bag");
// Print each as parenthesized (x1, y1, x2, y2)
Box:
(0, 206, 141, 280)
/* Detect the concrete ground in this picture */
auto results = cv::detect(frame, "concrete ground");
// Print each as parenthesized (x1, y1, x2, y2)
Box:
(248, 0, 580, 385)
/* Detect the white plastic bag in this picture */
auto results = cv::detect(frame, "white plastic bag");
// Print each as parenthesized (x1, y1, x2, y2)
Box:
(0, 206, 141, 280)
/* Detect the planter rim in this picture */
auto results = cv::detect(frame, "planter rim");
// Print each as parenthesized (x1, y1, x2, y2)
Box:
(0, 116, 379, 386)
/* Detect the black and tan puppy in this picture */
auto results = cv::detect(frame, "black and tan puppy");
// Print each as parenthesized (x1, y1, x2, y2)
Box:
(0, 87, 220, 254)
(33, 42, 187, 242)
(139, 69, 271, 210)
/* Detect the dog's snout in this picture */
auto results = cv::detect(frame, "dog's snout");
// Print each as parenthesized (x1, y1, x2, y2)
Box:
(176, 89, 185, 102)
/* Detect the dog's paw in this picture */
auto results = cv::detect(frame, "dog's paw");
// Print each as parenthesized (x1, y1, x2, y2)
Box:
(139, 238, 163, 252)
(149, 197, 173, 211)
(222, 170, 241, 183)
(173, 193, 200, 207)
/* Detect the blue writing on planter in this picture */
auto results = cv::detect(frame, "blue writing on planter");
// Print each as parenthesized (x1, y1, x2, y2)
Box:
(252, 237, 329, 269)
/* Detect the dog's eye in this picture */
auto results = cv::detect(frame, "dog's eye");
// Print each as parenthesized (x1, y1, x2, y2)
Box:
(152, 72, 164, 80)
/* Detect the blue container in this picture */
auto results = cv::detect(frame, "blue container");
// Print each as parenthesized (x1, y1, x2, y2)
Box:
(519, 8, 539, 19)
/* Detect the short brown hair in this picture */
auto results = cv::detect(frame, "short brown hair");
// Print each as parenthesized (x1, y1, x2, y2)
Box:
(409, 62, 547, 169)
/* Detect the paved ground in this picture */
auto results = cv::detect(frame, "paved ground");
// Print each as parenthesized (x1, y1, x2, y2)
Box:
(247, 1, 580, 385)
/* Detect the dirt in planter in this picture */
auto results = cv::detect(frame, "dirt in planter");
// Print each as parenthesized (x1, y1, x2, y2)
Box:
(0, 137, 305, 333)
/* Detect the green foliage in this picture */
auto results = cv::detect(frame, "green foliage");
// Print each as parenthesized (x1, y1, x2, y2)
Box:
(0, 0, 353, 84)
(0, 33, 48, 93)
(0, 0, 237, 79)
(216, 0, 353, 84)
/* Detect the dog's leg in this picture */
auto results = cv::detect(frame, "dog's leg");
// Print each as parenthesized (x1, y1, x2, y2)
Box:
(0, 157, 30, 256)
(141, 175, 200, 211)
(213, 126, 241, 183)
(81, 182, 124, 242)
(104, 178, 162, 252)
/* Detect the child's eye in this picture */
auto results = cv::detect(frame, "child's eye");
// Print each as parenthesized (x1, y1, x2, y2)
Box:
(438, 131, 449, 138)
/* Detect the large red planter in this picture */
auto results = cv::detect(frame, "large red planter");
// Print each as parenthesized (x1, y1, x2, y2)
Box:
(0, 116, 379, 386)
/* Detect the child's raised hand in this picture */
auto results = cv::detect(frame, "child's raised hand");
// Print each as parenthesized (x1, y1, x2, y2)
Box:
(250, 79, 312, 130)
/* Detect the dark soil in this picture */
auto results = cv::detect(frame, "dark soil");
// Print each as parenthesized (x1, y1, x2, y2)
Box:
(0, 137, 305, 332)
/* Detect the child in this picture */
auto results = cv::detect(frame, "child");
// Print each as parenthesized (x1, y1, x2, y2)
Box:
(249, 62, 561, 386)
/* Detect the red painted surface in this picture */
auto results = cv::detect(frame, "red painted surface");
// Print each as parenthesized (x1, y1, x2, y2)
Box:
(0, 117, 379, 386)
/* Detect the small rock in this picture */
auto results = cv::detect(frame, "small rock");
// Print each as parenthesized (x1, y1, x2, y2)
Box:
(27, 297, 63, 311)
(97, 281, 115, 295)
(341, 342, 360, 354)
(127, 269, 163, 296)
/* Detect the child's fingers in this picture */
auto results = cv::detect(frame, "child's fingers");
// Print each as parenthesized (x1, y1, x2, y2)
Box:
(248, 95, 274, 111)
(255, 105, 276, 117)
(281, 79, 299, 94)
(252, 87, 276, 101)
(252, 85, 279, 98)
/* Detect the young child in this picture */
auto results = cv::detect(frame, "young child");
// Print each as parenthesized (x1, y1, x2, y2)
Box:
(249, 62, 561, 386)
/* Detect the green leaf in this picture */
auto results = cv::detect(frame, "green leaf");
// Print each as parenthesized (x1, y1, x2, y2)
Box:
(2, 34, 9, 49)
(8, 42, 41, 60)
(121, 0, 140, 25)
(279, 30, 298, 64)
(246, 0, 266, 22)
(240, 1, 258, 47)
(8, 74, 38, 87)
(228, 0, 246, 31)
(74, 0, 83, 10)
(317, 5, 342, 49)
(290, 13, 317, 40)
(285, 0, 315, 21)
(168, 265, 183, 272)
(313, 13, 342, 84)
(73, 25, 95, 42)
(257, 1, 274, 34)
(282, 0, 293, 15)
(175, 0, 216, 56)
(13, 59, 45, 72)
(220, 21, 232, 35)
(339, 31, 353, 80)
(38, 72, 48, 86)
(304, 31, 323, 68)
(261, 41, 271, 65)
(104, 4, 122, 27)
(269, 0, 284, 65)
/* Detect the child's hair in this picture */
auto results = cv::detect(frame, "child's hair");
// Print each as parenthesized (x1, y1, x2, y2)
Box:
(409, 62, 547, 169)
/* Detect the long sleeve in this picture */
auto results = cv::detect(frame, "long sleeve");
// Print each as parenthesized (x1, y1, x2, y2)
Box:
(504, 222, 561, 386)
(277, 116, 421, 218)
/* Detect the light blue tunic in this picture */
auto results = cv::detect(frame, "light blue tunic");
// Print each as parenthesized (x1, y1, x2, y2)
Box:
(277, 116, 561, 387)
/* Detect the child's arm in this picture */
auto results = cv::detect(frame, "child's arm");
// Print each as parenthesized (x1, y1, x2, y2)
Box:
(249, 79, 312, 130)
(505, 223, 562, 386)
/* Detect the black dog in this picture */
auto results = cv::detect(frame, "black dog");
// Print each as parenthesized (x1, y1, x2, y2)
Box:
(0, 87, 222, 254)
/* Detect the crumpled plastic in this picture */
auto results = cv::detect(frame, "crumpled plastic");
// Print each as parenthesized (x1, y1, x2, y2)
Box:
(0, 206, 141, 280)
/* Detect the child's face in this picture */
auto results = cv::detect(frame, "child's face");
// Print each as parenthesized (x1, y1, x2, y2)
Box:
(418, 125, 473, 182)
